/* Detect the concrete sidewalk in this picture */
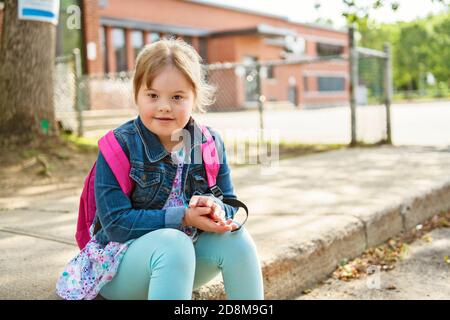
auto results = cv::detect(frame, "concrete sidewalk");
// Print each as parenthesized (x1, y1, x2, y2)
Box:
(1, 145, 450, 299)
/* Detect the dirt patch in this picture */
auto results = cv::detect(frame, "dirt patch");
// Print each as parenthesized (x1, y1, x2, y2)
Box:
(0, 137, 98, 198)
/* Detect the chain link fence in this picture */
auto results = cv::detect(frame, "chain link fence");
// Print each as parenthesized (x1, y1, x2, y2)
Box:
(54, 54, 77, 133)
(355, 46, 391, 144)
(53, 40, 393, 150)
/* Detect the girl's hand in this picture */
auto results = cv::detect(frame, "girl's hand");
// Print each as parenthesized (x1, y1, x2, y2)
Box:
(189, 195, 224, 222)
(187, 195, 239, 232)
(182, 206, 233, 233)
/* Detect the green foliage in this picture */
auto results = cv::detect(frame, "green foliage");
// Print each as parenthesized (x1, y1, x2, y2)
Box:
(395, 23, 431, 90)
(428, 14, 450, 84)
(339, 0, 449, 94)
(341, 0, 401, 25)
(356, 12, 450, 93)
(57, 0, 83, 57)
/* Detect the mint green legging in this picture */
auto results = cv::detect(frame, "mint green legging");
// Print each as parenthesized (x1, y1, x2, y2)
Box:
(99, 227, 264, 300)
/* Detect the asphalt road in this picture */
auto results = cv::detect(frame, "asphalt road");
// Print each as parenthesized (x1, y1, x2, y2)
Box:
(195, 100, 450, 147)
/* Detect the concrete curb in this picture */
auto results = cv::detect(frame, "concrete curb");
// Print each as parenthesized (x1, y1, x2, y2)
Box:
(193, 179, 450, 300)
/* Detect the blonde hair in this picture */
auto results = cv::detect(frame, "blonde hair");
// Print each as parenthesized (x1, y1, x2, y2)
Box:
(133, 38, 215, 113)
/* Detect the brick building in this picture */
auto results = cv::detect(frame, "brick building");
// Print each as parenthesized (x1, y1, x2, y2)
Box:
(0, 0, 350, 109)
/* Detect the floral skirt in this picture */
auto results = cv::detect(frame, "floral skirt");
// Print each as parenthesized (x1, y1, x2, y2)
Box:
(55, 233, 133, 300)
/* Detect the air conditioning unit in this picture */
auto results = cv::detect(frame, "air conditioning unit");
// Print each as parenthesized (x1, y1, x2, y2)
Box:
(284, 35, 305, 54)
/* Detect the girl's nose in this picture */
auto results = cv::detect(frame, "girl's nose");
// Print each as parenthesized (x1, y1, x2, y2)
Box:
(157, 102, 171, 112)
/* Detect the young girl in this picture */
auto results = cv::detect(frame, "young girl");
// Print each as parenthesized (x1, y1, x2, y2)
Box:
(56, 38, 264, 300)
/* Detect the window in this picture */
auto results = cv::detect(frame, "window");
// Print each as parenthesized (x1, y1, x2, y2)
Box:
(284, 36, 305, 55)
(199, 38, 208, 63)
(317, 76, 345, 92)
(243, 56, 258, 102)
(100, 26, 108, 73)
(266, 65, 274, 80)
(183, 36, 193, 45)
(316, 43, 344, 56)
(131, 30, 144, 58)
(147, 32, 160, 44)
(112, 28, 127, 72)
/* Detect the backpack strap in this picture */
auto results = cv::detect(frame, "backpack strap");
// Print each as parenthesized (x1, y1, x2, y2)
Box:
(198, 124, 249, 228)
(98, 130, 133, 197)
(199, 124, 220, 190)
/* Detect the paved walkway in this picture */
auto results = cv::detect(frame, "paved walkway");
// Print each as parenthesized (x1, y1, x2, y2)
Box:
(1, 145, 450, 299)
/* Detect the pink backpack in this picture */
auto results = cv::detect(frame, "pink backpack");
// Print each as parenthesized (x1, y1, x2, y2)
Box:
(75, 125, 247, 250)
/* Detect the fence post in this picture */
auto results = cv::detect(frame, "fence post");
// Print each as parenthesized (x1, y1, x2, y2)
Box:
(349, 25, 358, 146)
(73, 48, 83, 137)
(384, 43, 393, 144)
(255, 61, 264, 163)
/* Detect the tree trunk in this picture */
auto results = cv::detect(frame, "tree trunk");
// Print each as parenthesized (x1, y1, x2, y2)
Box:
(0, 0, 58, 146)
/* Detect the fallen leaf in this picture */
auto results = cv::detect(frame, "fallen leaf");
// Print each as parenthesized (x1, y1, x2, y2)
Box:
(386, 285, 397, 290)
(421, 234, 433, 243)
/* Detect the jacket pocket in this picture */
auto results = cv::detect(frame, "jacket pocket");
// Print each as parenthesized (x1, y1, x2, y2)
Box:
(129, 167, 162, 205)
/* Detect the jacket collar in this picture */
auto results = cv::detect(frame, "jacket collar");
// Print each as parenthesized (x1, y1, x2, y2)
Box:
(134, 115, 207, 163)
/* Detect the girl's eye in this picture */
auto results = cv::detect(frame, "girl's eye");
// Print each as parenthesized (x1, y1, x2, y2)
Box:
(148, 93, 158, 99)
(173, 95, 183, 101)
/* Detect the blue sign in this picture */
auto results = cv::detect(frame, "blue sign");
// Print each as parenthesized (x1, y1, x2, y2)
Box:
(18, 0, 60, 25)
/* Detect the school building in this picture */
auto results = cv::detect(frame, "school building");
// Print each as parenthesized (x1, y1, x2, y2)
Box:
(0, 0, 350, 109)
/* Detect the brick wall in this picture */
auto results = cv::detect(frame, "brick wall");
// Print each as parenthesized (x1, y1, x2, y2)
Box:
(82, 0, 103, 75)
(82, 0, 349, 109)
(98, 0, 347, 42)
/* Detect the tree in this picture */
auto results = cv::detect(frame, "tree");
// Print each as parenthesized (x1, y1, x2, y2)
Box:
(395, 22, 431, 91)
(340, 0, 448, 25)
(355, 12, 450, 93)
(337, 0, 449, 94)
(428, 14, 450, 86)
(0, 0, 58, 146)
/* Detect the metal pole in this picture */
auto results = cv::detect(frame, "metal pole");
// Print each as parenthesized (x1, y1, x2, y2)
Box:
(255, 61, 264, 163)
(73, 48, 83, 137)
(349, 25, 358, 146)
(384, 43, 393, 144)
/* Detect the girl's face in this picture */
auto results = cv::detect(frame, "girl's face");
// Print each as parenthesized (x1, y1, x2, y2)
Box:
(136, 65, 195, 149)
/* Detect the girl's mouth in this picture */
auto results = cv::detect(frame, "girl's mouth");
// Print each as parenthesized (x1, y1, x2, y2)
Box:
(154, 117, 175, 123)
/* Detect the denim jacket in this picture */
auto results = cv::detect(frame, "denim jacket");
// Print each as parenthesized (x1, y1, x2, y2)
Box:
(93, 116, 238, 246)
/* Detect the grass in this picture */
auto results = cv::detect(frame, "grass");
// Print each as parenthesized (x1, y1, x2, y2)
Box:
(367, 93, 450, 105)
(277, 141, 346, 160)
(227, 140, 346, 167)
(61, 133, 99, 152)
(59, 133, 390, 168)
(393, 94, 450, 104)
(226, 138, 392, 167)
